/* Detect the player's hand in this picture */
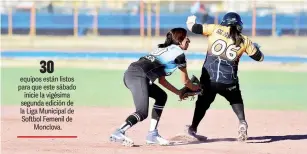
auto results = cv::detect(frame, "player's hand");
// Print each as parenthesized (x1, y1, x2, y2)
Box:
(177, 86, 203, 101)
(186, 15, 197, 24)
(178, 88, 189, 101)
(190, 84, 201, 91)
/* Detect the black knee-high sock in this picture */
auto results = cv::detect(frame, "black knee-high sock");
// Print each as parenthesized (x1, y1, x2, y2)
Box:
(191, 108, 206, 132)
(150, 104, 164, 131)
(231, 104, 246, 122)
(119, 112, 141, 132)
(191, 100, 209, 132)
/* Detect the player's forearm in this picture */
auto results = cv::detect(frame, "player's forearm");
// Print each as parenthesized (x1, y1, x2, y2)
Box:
(250, 48, 264, 62)
(159, 78, 179, 95)
(249, 43, 264, 62)
(179, 67, 199, 91)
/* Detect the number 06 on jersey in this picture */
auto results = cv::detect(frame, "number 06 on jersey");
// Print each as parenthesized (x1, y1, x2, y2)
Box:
(211, 39, 240, 61)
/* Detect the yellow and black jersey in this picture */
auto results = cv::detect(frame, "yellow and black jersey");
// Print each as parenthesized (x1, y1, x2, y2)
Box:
(201, 24, 263, 84)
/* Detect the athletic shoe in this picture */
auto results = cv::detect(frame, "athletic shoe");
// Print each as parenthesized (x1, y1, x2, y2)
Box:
(146, 129, 170, 146)
(109, 129, 134, 147)
(238, 121, 248, 142)
(184, 125, 197, 139)
(183, 125, 207, 141)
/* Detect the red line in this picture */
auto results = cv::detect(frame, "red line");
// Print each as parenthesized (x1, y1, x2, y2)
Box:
(17, 136, 77, 138)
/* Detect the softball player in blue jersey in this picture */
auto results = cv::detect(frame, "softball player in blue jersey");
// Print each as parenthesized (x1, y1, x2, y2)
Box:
(109, 28, 201, 146)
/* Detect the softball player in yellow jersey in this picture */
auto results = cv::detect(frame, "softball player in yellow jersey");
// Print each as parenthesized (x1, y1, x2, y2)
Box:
(185, 12, 264, 142)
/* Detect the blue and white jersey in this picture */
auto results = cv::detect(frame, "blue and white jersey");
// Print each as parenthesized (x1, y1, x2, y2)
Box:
(131, 45, 187, 82)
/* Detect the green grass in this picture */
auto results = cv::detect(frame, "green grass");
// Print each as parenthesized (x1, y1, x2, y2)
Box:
(1, 68, 307, 110)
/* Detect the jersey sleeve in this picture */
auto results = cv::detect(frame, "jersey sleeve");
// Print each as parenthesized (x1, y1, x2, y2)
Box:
(202, 24, 218, 36)
(244, 38, 258, 56)
(174, 53, 187, 68)
(244, 37, 264, 61)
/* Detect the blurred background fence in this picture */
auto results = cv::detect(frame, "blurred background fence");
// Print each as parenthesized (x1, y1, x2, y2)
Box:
(1, 0, 307, 37)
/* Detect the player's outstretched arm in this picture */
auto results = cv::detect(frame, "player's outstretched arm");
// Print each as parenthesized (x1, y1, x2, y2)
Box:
(158, 76, 180, 95)
(251, 43, 264, 61)
(186, 15, 216, 36)
(186, 15, 203, 35)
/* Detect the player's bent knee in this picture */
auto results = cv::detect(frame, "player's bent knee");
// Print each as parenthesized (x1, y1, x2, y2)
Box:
(135, 111, 148, 121)
(203, 103, 211, 110)
(230, 101, 243, 105)
(229, 95, 243, 105)
(159, 92, 168, 103)
(154, 91, 168, 106)
(196, 99, 210, 110)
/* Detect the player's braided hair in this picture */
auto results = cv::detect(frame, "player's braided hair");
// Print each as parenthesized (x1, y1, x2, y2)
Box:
(229, 25, 244, 47)
(158, 28, 187, 48)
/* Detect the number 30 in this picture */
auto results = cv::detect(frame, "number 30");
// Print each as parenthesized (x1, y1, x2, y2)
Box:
(40, 60, 54, 73)
(211, 39, 240, 61)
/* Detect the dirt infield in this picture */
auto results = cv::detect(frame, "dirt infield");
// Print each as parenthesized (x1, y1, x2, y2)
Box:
(1, 106, 307, 154)
(2, 59, 307, 153)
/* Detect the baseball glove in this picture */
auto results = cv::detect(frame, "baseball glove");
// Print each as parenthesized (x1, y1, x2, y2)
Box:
(179, 75, 203, 101)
